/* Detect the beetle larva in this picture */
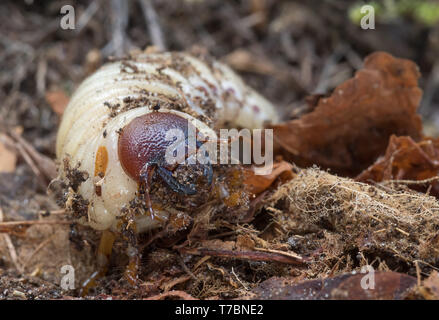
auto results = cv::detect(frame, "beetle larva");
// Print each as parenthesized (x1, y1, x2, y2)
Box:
(56, 51, 279, 236)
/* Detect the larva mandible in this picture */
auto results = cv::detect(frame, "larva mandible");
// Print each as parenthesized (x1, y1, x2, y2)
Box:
(56, 51, 279, 234)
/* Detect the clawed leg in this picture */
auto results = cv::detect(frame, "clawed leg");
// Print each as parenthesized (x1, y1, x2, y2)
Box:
(79, 230, 116, 296)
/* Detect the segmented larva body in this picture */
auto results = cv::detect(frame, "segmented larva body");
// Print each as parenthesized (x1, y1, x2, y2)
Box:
(56, 51, 279, 233)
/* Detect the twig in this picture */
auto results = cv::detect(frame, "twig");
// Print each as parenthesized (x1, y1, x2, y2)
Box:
(36, 57, 47, 98)
(160, 275, 192, 292)
(138, 0, 166, 51)
(179, 247, 306, 265)
(314, 44, 347, 94)
(0, 220, 70, 233)
(102, 0, 130, 57)
(178, 254, 197, 280)
(37, 209, 66, 217)
(382, 176, 439, 185)
(420, 61, 439, 115)
(0, 207, 24, 273)
(22, 234, 57, 270)
(231, 267, 248, 290)
(75, 0, 101, 34)
(415, 260, 421, 287)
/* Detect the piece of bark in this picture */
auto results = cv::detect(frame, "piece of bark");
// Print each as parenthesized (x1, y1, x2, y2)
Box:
(251, 272, 417, 300)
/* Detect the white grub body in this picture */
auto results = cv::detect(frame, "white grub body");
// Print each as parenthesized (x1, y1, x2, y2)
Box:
(56, 51, 279, 232)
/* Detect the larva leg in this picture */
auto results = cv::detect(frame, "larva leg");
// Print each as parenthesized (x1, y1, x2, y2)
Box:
(124, 243, 141, 286)
(203, 163, 213, 186)
(195, 139, 213, 186)
(79, 230, 116, 296)
(138, 164, 168, 223)
(139, 163, 156, 220)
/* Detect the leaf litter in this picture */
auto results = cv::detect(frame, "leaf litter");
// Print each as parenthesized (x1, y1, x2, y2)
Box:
(1, 5, 439, 299)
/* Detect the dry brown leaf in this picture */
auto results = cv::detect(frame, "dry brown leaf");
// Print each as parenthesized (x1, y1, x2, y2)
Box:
(271, 51, 423, 176)
(236, 234, 256, 250)
(420, 271, 439, 300)
(243, 160, 295, 195)
(356, 135, 439, 197)
(45, 89, 69, 116)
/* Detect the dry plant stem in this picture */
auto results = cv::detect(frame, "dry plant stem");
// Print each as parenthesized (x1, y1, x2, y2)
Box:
(161, 275, 192, 292)
(102, 0, 129, 57)
(144, 290, 197, 300)
(75, 0, 101, 35)
(179, 247, 305, 265)
(178, 255, 197, 280)
(37, 209, 66, 217)
(138, 0, 166, 51)
(0, 207, 23, 273)
(0, 220, 70, 233)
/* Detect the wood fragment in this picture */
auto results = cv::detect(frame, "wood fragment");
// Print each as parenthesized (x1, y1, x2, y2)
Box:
(144, 290, 197, 300)
(179, 247, 305, 265)
(0, 207, 23, 273)
(0, 220, 70, 234)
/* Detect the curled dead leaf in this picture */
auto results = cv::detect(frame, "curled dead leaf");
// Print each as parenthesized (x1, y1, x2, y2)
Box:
(271, 51, 423, 175)
(243, 160, 295, 195)
(419, 271, 439, 300)
(356, 135, 439, 197)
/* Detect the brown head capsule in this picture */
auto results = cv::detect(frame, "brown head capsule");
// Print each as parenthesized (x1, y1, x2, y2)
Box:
(118, 111, 213, 218)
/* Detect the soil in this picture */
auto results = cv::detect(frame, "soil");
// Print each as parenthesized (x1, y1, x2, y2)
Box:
(1, 0, 439, 300)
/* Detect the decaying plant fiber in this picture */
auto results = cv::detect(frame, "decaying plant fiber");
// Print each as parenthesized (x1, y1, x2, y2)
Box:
(267, 167, 439, 270)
